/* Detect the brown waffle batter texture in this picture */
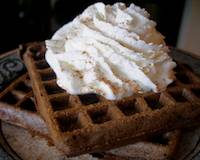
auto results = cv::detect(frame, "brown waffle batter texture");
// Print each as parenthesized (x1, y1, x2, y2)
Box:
(0, 73, 181, 160)
(21, 42, 200, 156)
(0, 73, 49, 138)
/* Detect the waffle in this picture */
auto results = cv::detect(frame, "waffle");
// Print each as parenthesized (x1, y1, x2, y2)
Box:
(0, 73, 50, 139)
(21, 42, 200, 156)
(0, 73, 181, 160)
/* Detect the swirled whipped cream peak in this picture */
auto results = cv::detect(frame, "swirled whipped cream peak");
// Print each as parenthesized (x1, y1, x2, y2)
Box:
(45, 2, 176, 100)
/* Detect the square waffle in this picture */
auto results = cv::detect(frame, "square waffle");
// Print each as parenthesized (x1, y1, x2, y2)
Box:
(21, 42, 200, 156)
(0, 73, 181, 160)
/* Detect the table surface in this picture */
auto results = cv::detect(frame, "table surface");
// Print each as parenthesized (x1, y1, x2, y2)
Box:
(0, 47, 200, 160)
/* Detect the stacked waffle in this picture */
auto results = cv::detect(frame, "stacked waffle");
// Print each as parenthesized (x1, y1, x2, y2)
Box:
(0, 42, 200, 160)
(1, 2, 200, 159)
(0, 69, 181, 160)
(24, 41, 200, 155)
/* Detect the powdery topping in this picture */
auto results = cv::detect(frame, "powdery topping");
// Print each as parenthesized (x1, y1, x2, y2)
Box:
(45, 2, 176, 100)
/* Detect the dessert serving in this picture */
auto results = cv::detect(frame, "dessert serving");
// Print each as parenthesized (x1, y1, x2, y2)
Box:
(22, 40, 200, 156)
(20, 2, 200, 156)
(1, 2, 200, 159)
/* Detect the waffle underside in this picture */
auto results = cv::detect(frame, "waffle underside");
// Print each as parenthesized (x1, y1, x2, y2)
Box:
(22, 42, 200, 156)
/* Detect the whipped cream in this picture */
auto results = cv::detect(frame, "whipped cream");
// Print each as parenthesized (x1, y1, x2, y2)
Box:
(45, 2, 176, 100)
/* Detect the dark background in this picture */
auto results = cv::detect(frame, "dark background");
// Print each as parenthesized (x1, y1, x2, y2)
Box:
(0, 0, 186, 54)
